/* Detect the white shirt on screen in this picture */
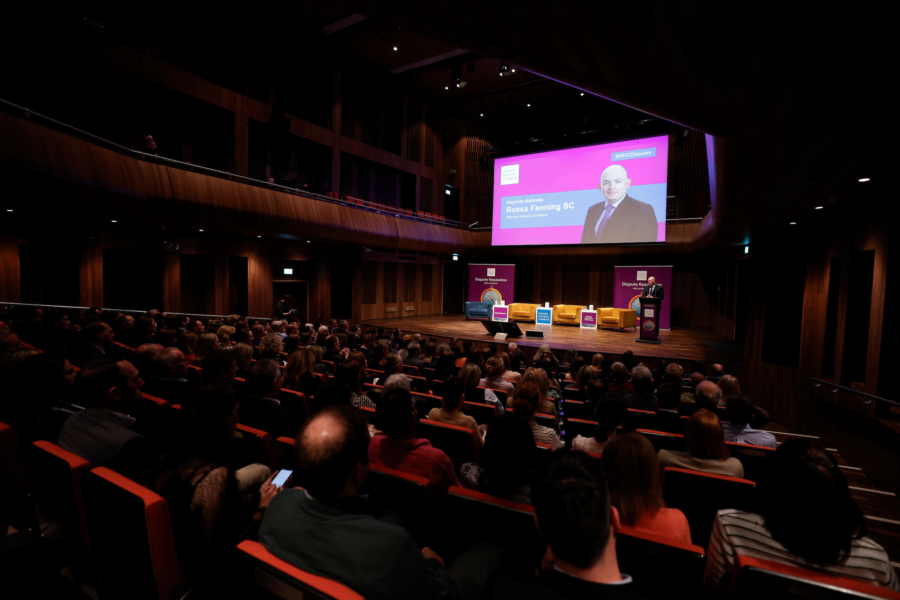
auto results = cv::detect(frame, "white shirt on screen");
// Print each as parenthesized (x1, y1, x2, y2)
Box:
(594, 196, 625, 237)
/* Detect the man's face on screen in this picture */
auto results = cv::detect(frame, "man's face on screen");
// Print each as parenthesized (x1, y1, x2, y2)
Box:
(599, 166, 630, 203)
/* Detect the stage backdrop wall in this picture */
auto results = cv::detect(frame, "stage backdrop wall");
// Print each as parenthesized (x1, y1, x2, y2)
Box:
(468, 264, 516, 305)
(614, 265, 673, 330)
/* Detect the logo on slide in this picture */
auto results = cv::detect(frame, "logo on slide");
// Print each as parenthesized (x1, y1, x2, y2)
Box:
(643, 320, 656, 331)
(500, 164, 519, 185)
(481, 288, 502, 304)
(629, 295, 642, 316)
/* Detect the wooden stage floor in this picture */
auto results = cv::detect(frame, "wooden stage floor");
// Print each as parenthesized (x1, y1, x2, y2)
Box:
(360, 314, 744, 367)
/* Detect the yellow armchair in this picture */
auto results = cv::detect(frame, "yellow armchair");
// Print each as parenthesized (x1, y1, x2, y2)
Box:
(553, 304, 586, 325)
(509, 303, 540, 322)
(598, 307, 638, 331)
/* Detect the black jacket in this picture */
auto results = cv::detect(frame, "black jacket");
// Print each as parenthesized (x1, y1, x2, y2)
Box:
(641, 283, 664, 301)
(580, 195, 658, 244)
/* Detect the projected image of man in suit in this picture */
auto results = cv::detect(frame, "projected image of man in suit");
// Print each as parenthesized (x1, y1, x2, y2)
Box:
(580, 164, 658, 244)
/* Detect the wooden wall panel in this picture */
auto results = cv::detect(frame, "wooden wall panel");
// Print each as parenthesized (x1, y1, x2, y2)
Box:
(162, 253, 181, 313)
(79, 242, 103, 308)
(0, 236, 21, 304)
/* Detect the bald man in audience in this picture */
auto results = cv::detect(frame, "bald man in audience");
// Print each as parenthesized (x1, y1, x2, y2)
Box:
(142, 347, 190, 405)
(580, 164, 658, 244)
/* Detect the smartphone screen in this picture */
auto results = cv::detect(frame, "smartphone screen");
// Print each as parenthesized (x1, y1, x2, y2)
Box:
(272, 469, 292, 488)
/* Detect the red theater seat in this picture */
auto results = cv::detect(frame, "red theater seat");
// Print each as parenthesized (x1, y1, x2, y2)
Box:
(461, 400, 499, 425)
(638, 428, 687, 453)
(662, 467, 757, 550)
(416, 419, 480, 469)
(0, 420, 39, 532)
(615, 525, 707, 597)
(234, 540, 363, 600)
(82, 467, 185, 600)
(728, 555, 900, 599)
(234, 423, 278, 471)
(29, 441, 93, 553)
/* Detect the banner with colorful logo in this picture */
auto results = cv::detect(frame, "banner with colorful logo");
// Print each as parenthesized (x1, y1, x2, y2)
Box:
(467, 264, 516, 305)
(613, 266, 673, 330)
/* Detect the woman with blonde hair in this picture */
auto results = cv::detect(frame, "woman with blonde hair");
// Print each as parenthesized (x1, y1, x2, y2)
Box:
(591, 353, 604, 370)
(250, 324, 265, 348)
(602, 433, 691, 544)
(717, 374, 740, 404)
(459, 363, 502, 413)
(373, 353, 404, 385)
(192, 333, 220, 366)
(283, 348, 319, 396)
(479, 356, 514, 395)
(496, 352, 521, 383)
(428, 376, 484, 452)
(216, 326, 235, 347)
(259, 333, 284, 364)
(231, 343, 253, 378)
(308, 344, 333, 377)
(658, 409, 744, 477)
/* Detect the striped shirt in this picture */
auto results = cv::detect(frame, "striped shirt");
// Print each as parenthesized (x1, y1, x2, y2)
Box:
(531, 422, 564, 450)
(705, 509, 899, 595)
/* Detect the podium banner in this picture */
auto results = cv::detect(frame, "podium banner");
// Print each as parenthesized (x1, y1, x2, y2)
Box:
(614, 265, 672, 330)
(468, 264, 515, 305)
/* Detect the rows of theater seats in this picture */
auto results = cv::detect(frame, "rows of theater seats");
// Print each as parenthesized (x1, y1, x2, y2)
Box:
(2, 339, 894, 599)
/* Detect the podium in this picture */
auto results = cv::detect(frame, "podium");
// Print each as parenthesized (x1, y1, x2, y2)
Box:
(636, 298, 661, 344)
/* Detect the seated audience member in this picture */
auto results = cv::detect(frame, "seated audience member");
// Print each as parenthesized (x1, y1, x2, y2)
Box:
(201, 349, 238, 387)
(250, 324, 264, 348)
(454, 340, 472, 367)
(2, 354, 78, 443)
(433, 350, 457, 382)
(723, 395, 776, 448)
(370, 388, 459, 492)
(622, 366, 659, 412)
(514, 381, 563, 450)
(382, 373, 411, 393)
(490, 450, 640, 597)
(77, 321, 117, 365)
(239, 359, 300, 438)
(427, 379, 484, 453)
(358, 334, 375, 361)
(460, 412, 535, 504)
(404, 341, 426, 368)
(154, 329, 178, 349)
(717, 376, 770, 429)
(607, 362, 633, 396)
(191, 333, 220, 367)
(322, 335, 348, 366)
(260, 406, 465, 599)
(348, 351, 372, 384)
(373, 353, 404, 385)
(561, 349, 578, 369)
(177, 332, 198, 364)
(705, 439, 898, 595)
(421, 341, 437, 367)
(231, 343, 253, 379)
(658, 410, 744, 478)
(654, 383, 684, 433)
(690, 361, 706, 378)
(509, 348, 526, 374)
(231, 328, 252, 346)
(568, 379, 608, 421)
(282, 348, 320, 396)
(495, 351, 521, 383)
(57, 358, 161, 483)
(190, 320, 206, 335)
(259, 333, 285, 364)
(141, 348, 190, 405)
(572, 397, 628, 455)
(309, 344, 334, 377)
(563, 356, 585, 383)
(157, 384, 278, 574)
(336, 360, 374, 409)
(459, 363, 503, 414)
(283, 333, 302, 357)
(565, 365, 594, 401)
(590, 353, 604, 372)
(480, 356, 515, 395)
(621, 350, 636, 373)
(130, 316, 158, 348)
(602, 433, 691, 544)
(680, 381, 727, 419)
(518, 367, 558, 416)
(709, 363, 725, 382)
(132, 343, 164, 379)
(270, 321, 287, 340)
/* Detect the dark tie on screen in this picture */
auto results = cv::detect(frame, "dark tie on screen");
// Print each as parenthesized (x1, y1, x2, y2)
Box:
(595, 205, 615, 242)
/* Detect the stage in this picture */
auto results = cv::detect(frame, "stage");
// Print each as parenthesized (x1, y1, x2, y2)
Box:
(360, 314, 744, 367)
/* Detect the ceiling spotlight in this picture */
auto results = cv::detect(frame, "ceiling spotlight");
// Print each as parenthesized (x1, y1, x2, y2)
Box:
(815, 206, 823, 210)
(111, 220, 117, 223)
(6, 209, 12, 212)
(580, 92, 584, 96)
(307, 240, 310, 243)
(527, 103, 531, 107)
(511, 68, 516, 73)
(451, 67, 466, 88)
(258, 235, 262, 238)
(393, 46, 398, 51)
(480, 113, 484, 117)
(499, 63, 510, 77)
(790, 222, 797, 225)
(444, 86, 449, 90)
(858, 177, 870, 182)
(199, 229, 204, 232)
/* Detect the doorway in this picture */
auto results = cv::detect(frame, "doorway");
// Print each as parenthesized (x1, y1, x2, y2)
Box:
(442, 261, 464, 314)
(272, 281, 309, 323)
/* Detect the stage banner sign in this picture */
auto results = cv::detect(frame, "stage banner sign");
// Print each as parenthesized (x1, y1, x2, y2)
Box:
(535, 307, 553, 326)
(580, 309, 598, 330)
(468, 264, 515, 305)
(492, 305, 509, 322)
(613, 265, 673, 330)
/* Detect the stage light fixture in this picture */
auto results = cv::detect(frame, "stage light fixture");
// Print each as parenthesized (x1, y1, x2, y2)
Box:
(258, 235, 262, 238)
(858, 177, 870, 182)
(6, 209, 12, 212)
(111, 220, 117, 223)
(444, 86, 449, 90)
(499, 63, 510, 76)
(199, 229, 204, 232)
(393, 46, 398, 51)
(511, 68, 515, 72)
(452, 67, 466, 88)
(744, 246, 749, 254)
(307, 240, 310, 243)
(452, 254, 459, 261)
(580, 92, 584, 96)
(815, 206, 823, 210)
(480, 113, 484, 117)
(527, 103, 531, 107)
(790, 222, 797, 225)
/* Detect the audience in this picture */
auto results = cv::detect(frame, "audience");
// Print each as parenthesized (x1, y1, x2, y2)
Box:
(337, 360, 374, 409)
(239, 359, 301, 438)
(57, 358, 161, 484)
(654, 383, 684, 433)
(571, 396, 628, 454)
(177, 332, 198, 364)
(259, 406, 461, 599)
(142, 347, 190, 405)
(433, 350, 457, 382)
(192, 333, 220, 367)
(602, 433, 691, 544)
(459, 363, 503, 414)
(680, 380, 726, 419)
(723, 395, 776, 448)
(513, 381, 562, 450)
(607, 362, 633, 395)
(480, 356, 514, 395)
(568, 379, 608, 420)
(490, 450, 639, 597)
(495, 351, 521, 382)
(157, 384, 277, 574)
(282, 348, 320, 396)
(460, 412, 535, 504)
(518, 367, 558, 416)
(658, 410, 744, 477)
(1, 354, 77, 443)
(404, 341, 425, 368)
(622, 365, 658, 412)
(427, 379, 484, 453)
(382, 373, 411, 393)
(705, 439, 898, 594)
(201, 349, 238, 387)
(369, 388, 459, 492)
(259, 333, 284, 363)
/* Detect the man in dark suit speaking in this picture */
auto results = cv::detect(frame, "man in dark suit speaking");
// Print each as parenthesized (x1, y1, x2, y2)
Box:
(580, 164, 658, 244)
(641, 276, 664, 302)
